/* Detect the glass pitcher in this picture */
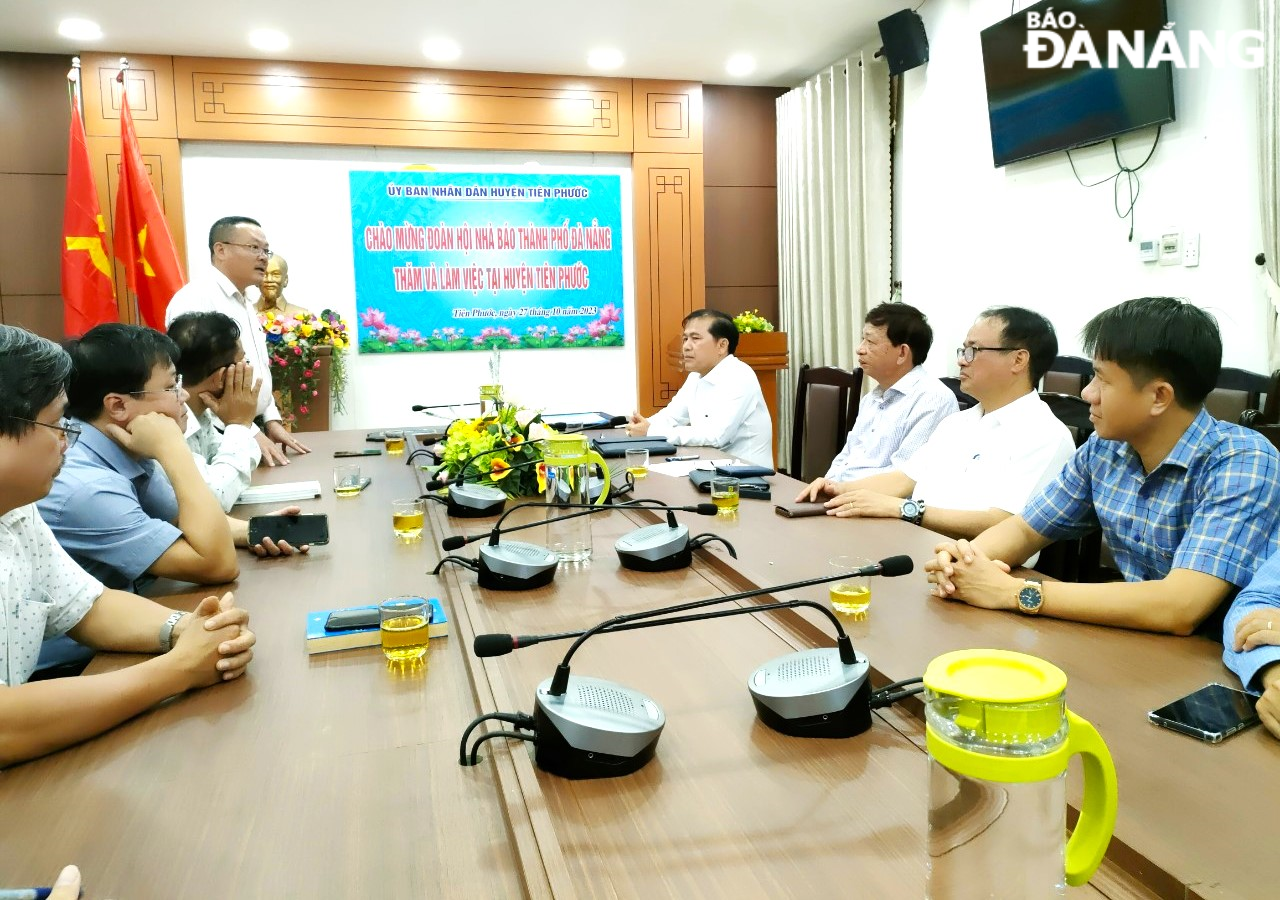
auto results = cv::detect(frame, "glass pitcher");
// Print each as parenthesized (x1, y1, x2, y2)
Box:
(923, 649, 1118, 900)
(542, 432, 611, 562)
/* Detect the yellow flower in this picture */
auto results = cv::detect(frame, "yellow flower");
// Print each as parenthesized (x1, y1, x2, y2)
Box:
(489, 458, 512, 481)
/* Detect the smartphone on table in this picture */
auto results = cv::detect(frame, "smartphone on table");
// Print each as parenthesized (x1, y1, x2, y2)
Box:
(324, 607, 379, 632)
(335, 448, 382, 457)
(1147, 682, 1260, 743)
(248, 513, 330, 547)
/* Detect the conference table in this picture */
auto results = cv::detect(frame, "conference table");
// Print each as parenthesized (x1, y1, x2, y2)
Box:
(2, 429, 1276, 899)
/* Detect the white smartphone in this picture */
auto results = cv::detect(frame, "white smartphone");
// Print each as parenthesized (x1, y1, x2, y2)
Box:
(1147, 682, 1261, 744)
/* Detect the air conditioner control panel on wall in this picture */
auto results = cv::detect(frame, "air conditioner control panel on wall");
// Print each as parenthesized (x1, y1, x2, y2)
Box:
(1140, 230, 1200, 268)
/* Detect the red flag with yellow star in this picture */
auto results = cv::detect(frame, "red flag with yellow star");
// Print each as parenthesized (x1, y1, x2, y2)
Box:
(114, 87, 183, 328)
(62, 88, 117, 336)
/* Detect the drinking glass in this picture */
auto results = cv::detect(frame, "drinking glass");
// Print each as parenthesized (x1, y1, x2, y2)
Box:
(829, 555, 872, 618)
(710, 476, 740, 514)
(333, 464, 362, 497)
(384, 429, 407, 455)
(625, 448, 649, 478)
(392, 497, 426, 542)
(380, 596, 430, 663)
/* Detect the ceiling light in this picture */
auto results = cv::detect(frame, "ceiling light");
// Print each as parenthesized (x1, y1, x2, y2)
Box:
(249, 29, 290, 53)
(58, 18, 102, 41)
(422, 37, 462, 63)
(726, 53, 757, 78)
(587, 48, 625, 71)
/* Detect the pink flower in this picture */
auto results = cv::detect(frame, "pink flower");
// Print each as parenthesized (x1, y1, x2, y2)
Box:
(312, 359, 322, 369)
(298, 405, 310, 415)
(293, 346, 302, 356)
(359, 308, 387, 329)
(299, 383, 308, 391)
(311, 390, 319, 397)
(600, 303, 620, 324)
(377, 325, 401, 343)
(587, 320, 607, 338)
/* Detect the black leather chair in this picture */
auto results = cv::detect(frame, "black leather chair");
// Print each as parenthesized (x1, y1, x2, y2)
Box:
(789, 364, 862, 483)
(940, 376, 977, 411)
(1039, 391, 1093, 447)
(1040, 355, 1093, 397)
(1206, 367, 1270, 424)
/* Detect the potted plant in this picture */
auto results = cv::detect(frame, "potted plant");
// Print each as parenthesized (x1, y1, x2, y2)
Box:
(260, 308, 350, 431)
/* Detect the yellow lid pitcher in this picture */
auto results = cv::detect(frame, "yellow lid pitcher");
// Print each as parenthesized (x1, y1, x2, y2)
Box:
(542, 432, 611, 562)
(923, 649, 1118, 899)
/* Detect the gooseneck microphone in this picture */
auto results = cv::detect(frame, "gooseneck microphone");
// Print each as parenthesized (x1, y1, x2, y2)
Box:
(425, 441, 540, 517)
(412, 401, 481, 413)
(467, 556, 914, 778)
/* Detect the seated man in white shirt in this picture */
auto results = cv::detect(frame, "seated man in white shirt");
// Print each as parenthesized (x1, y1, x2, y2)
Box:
(168, 312, 263, 512)
(165, 215, 310, 467)
(817, 307, 1075, 549)
(796, 303, 957, 502)
(625, 308, 774, 467)
(0, 325, 255, 766)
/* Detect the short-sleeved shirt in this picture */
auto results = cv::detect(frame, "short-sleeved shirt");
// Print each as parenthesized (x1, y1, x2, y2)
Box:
(901, 390, 1076, 514)
(1022, 409, 1280, 588)
(0, 504, 102, 686)
(824, 366, 958, 482)
(37, 421, 182, 591)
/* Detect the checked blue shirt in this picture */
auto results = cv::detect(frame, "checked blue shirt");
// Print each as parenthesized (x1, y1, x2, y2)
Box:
(1022, 409, 1280, 588)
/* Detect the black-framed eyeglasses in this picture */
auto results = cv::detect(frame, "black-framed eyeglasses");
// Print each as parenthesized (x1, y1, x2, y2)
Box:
(128, 376, 184, 400)
(956, 345, 1020, 364)
(10, 416, 82, 449)
(219, 241, 272, 258)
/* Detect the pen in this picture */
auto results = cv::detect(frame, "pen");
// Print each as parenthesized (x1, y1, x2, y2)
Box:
(666, 455, 699, 462)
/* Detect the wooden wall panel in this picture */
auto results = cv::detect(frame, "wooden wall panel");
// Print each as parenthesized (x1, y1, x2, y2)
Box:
(171, 58, 634, 153)
(633, 154, 705, 415)
(631, 81, 702, 154)
(79, 54, 179, 139)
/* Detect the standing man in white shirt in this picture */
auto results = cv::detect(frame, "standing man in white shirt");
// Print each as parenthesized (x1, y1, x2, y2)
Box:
(797, 303, 957, 502)
(818, 307, 1075, 552)
(166, 216, 310, 466)
(625, 308, 774, 467)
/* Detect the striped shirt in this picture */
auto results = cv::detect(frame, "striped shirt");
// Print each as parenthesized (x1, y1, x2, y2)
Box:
(1023, 409, 1280, 588)
(824, 366, 958, 482)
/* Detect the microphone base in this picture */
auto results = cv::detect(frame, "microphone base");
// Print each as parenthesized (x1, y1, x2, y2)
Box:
(446, 483, 508, 518)
(477, 542, 559, 591)
(614, 524, 693, 572)
(533, 675, 665, 779)
(748, 648, 873, 739)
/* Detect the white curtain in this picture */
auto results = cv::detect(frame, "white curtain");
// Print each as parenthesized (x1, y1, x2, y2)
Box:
(776, 49, 892, 472)
(1262, 0, 1280, 369)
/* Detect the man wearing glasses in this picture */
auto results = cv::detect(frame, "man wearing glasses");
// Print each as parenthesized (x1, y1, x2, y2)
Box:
(0, 325, 255, 766)
(805, 308, 1075, 563)
(166, 215, 310, 467)
(37, 324, 307, 594)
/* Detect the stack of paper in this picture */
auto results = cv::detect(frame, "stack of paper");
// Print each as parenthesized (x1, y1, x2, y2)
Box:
(233, 480, 323, 506)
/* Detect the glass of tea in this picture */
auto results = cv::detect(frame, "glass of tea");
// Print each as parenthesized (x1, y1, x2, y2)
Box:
(380, 596, 430, 663)
(333, 464, 362, 497)
(383, 429, 407, 455)
(710, 476, 739, 514)
(625, 448, 649, 478)
(829, 555, 872, 619)
(391, 497, 426, 542)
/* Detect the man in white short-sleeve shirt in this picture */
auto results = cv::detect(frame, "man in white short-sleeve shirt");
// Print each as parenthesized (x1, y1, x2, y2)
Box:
(0, 325, 256, 766)
(814, 308, 1074, 553)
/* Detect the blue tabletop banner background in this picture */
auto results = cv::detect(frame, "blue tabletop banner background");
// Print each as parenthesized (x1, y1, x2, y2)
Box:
(349, 169, 625, 354)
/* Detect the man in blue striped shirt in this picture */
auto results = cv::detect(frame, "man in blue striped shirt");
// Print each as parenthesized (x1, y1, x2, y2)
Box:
(925, 297, 1280, 636)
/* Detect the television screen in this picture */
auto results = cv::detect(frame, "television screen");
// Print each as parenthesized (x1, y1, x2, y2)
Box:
(980, 0, 1175, 167)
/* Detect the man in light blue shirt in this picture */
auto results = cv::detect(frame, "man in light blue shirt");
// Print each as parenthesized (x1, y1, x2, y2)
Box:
(1223, 558, 1280, 742)
(796, 302, 956, 501)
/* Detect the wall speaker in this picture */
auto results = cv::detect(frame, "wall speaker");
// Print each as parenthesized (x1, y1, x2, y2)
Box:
(878, 9, 930, 76)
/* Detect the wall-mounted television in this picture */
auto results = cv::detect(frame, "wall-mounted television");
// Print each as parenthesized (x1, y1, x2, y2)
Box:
(980, 0, 1175, 167)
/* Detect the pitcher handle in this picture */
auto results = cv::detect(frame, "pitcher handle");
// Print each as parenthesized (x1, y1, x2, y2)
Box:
(1063, 709, 1118, 886)
(589, 450, 611, 504)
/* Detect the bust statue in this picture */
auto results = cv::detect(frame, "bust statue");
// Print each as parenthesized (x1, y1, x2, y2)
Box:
(255, 254, 311, 319)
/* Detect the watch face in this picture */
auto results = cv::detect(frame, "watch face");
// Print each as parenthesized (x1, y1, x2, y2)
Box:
(902, 500, 920, 518)
(1018, 585, 1041, 612)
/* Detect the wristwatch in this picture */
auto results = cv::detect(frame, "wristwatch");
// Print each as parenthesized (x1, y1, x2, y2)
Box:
(159, 610, 186, 652)
(899, 498, 926, 526)
(1017, 579, 1044, 615)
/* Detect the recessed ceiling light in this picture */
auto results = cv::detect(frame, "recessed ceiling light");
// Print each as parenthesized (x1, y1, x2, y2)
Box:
(422, 37, 462, 63)
(249, 29, 290, 53)
(58, 18, 102, 41)
(726, 53, 757, 78)
(587, 48, 625, 71)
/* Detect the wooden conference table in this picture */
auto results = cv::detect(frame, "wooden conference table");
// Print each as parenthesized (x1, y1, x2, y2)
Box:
(1, 429, 1276, 899)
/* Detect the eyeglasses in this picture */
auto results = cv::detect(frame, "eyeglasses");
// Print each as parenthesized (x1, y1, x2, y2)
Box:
(220, 241, 272, 258)
(10, 416, 82, 449)
(128, 377, 184, 400)
(956, 345, 1020, 364)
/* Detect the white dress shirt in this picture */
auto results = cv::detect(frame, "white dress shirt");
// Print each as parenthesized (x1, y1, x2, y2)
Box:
(824, 366, 958, 482)
(1, 504, 102, 687)
(167, 266, 282, 424)
(648, 354, 774, 467)
(185, 407, 263, 512)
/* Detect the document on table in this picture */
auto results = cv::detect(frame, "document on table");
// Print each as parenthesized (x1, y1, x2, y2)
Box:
(647, 459, 735, 477)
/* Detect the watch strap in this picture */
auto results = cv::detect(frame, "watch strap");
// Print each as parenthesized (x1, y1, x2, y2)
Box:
(159, 610, 186, 653)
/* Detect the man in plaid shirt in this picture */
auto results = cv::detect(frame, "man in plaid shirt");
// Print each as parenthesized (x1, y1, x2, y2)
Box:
(925, 297, 1280, 636)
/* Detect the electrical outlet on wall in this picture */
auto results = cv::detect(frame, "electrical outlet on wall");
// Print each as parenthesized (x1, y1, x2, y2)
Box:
(1159, 231, 1181, 266)
(1183, 233, 1200, 268)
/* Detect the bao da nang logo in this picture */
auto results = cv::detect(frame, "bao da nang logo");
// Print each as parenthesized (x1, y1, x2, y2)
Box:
(1023, 9, 1264, 69)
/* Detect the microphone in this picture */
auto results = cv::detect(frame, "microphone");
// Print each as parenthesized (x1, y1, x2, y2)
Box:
(412, 401, 481, 413)
(472, 556, 914, 778)
(425, 441, 541, 517)
(552, 414, 627, 433)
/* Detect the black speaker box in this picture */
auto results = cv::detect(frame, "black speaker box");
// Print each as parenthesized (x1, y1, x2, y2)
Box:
(878, 9, 930, 76)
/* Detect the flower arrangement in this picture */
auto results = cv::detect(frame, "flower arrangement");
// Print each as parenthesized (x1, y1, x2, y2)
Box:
(732, 309, 775, 333)
(357, 303, 624, 352)
(260, 308, 350, 427)
(437, 405, 552, 498)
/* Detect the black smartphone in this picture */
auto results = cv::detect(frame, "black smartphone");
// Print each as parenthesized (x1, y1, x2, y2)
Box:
(714, 464, 776, 478)
(335, 448, 382, 457)
(1148, 683, 1261, 743)
(324, 607, 379, 632)
(248, 513, 330, 547)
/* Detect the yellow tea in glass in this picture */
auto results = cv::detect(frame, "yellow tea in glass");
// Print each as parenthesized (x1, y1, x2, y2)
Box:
(625, 448, 649, 478)
(710, 476, 739, 514)
(333, 464, 362, 497)
(392, 498, 426, 542)
(380, 597, 430, 662)
(384, 429, 407, 455)
(829, 555, 872, 619)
